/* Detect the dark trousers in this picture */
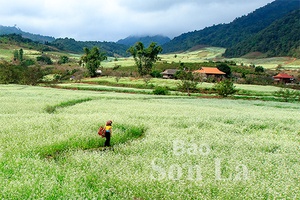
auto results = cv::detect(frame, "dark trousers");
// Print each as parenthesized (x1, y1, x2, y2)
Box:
(104, 132, 111, 147)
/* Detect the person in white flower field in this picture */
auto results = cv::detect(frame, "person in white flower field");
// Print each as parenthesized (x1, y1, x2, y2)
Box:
(104, 120, 112, 147)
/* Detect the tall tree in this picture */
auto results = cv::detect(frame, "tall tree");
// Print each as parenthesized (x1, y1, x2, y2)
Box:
(127, 42, 162, 76)
(19, 48, 23, 61)
(175, 63, 201, 96)
(13, 49, 24, 62)
(80, 47, 107, 77)
(217, 63, 231, 78)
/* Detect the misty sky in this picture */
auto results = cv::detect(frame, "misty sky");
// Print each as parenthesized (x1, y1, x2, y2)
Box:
(0, 0, 275, 42)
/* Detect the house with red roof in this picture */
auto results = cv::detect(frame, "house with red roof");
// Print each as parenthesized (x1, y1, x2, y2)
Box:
(193, 67, 226, 81)
(273, 73, 294, 84)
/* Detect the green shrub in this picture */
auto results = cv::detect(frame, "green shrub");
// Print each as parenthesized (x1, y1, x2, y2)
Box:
(36, 55, 53, 65)
(274, 88, 300, 102)
(58, 55, 69, 64)
(214, 79, 237, 97)
(153, 86, 170, 95)
(44, 105, 56, 114)
(255, 66, 265, 73)
(150, 70, 163, 78)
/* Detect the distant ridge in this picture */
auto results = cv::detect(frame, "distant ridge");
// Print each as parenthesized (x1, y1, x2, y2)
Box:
(117, 35, 171, 47)
(0, 25, 55, 43)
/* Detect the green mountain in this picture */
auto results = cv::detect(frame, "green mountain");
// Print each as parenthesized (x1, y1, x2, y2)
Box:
(49, 38, 129, 57)
(117, 35, 171, 47)
(224, 9, 300, 58)
(0, 26, 129, 57)
(162, 0, 300, 57)
(0, 33, 56, 52)
(0, 25, 55, 43)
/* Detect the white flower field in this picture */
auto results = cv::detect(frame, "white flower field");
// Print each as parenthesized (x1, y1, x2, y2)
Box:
(0, 84, 299, 199)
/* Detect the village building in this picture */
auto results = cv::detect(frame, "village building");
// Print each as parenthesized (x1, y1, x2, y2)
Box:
(193, 67, 226, 81)
(95, 69, 102, 76)
(273, 73, 294, 84)
(161, 69, 178, 79)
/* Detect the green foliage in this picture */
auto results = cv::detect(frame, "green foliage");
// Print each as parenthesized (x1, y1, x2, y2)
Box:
(274, 88, 300, 102)
(19, 48, 24, 61)
(153, 86, 170, 95)
(0, 61, 45, 85)
(214, 79, 237, 97)
(225, 9, 300, 58)
(21, 59, 35, 67)
(36, 54, 53, 65)
(110, 124, 146, 146)
(255, 66, 265, 73)
(58, 55, 69, 64)
(13, 50, 19, 61)
(150, 70, 163, 78)
(176, 67, 200, 95)
(21, 65, 44, 85)
(80, 47, 107, 77)
(127, 42, 162, 76)
(216, 63, 231, 77)
(13, 49, 24, 61)
(48, 66, 85, 82)
(0, 61, 22, 83)
(44, 105, 56, 114)
(0, 33, 33, 43)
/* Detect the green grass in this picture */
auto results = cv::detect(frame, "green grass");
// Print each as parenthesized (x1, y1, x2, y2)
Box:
(0, 48, 14, 60)
(36, 123, 146, 160)
(78, 76, 289, 101)
(57, 83, 155, 94)
(0, 84, 299, 199)
(44, 97, 93, 113)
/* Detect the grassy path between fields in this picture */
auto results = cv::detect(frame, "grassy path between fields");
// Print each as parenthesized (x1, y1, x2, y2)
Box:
(34, 124, 146, 160)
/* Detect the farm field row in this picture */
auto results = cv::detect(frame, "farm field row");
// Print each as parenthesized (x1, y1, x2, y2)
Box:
(101, 47, 300, 69)
(80, 76, 283, 98)
(82, 76, 281, 91)
(0, 84, 299, 199)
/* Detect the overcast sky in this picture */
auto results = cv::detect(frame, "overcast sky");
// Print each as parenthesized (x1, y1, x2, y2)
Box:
(0, 0, 275, 42)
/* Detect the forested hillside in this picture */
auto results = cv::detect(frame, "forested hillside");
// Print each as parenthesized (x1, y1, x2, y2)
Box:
(0, 25, 55, 43)
(49, 38, 129, 57)
(162, 0, 300, 56)
(224, 9, 300, 58)
(117, 35, 171, 47)
(0, 34, 56, 52)
(0, 27, 129, 57)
